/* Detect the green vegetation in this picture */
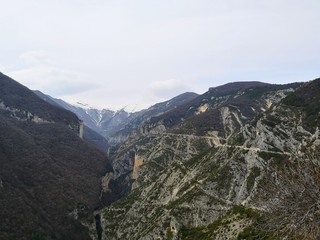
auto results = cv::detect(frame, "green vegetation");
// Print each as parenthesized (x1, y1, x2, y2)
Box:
(180, 205, 260, 240)
(182, 147, 218, 171)
(31, 231, 46, 240)
(282, 79, 320, 131)
(193, 138, 211, 152)
(0, 113, 111, 239)
(152, 149, 175, 165)
(0, 73, 79, 125)
(262, 115, 282, 128)
(258, 151, 286, 165)
(237, 226, 276, 240)
(166, 227, 174, 240)
(230, 133, 246, 145)
(172, 162, 187, 175)
(110, 188, 142, 211)
(282, 92, 305, 107)
(207, 165, 233, 196)
(231, 205, 260, 219)
(168, 187, 202, 209)
(137, 148, 151, 156)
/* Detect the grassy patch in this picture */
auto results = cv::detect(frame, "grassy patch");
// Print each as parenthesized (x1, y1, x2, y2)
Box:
(180, 205, 260, 240)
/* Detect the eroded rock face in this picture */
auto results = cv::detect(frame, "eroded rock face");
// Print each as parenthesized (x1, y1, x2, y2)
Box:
(132, 155, 144, 180)
(99, 81, 313, 239)
(102, 133, 266, 239)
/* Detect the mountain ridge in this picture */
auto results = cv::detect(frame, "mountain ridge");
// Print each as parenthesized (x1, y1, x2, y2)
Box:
(2, 71, 319, 239)
(98, 78, 320, 240)
(0, 73, 115, 240)
(35, 90, 199, 141)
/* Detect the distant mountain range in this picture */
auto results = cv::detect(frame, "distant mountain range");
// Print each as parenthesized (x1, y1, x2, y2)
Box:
(2, 70, 320, 240)
(34, 90, 199, 141)
(96, 78, 320, 239)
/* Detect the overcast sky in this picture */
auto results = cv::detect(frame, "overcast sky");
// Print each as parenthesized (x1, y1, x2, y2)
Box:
(1, 0, 320, 110)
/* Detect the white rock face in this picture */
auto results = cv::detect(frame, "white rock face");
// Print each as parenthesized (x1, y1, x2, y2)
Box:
(100, 83, 310, 239)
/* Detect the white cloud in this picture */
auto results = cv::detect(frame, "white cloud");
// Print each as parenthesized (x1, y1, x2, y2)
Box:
(19, 51, 54, 66)
(150, 79, 192, 99)
(8, 66, 97, 96)
(1, 0, 320, 110)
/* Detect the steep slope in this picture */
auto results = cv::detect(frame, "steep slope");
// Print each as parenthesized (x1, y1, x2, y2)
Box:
(281, 78, 320, 131)
(0, 73, 113, 240)
(147, 81, 300, 132)
(109, 81, 301, 180)
(99, 80, 319, 239)
(34, 90, 125, 137)
(35, 90, 198, 152)
(124, 92, 199, 129)
(83, 125, 109, 153)
(98, 92, 199, 143)
(34, 91, 105, 133)
(34, 91, 109, 152)
(0, 73, 80, 129)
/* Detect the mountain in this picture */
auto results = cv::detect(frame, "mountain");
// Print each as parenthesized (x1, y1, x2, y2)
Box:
(34, 91, 109, 152)
(6, 69, 319, 240)
(35, 90, 199, 144)
(0, 73, 115, 240)
(97, 79, 320, 239)
(33, 89, 200, 202)
(34, 90, 128, 137)
(147, 81, 300, 132)
(108, 81, 301, 180)
(108, 92, 199, 144)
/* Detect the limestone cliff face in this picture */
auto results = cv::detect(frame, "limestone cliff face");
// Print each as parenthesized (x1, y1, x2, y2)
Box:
(100, 81, 310, 239)
(109, 82, 300, 180)
(132, 154, 144, 180)
(102, 132, 265, 239)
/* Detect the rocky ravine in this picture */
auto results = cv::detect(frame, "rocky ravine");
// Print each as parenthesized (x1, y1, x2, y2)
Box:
(98, 80, 320, 239)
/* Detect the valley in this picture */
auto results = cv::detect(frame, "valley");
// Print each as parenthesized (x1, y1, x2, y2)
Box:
(1, 72, 320, 240)
(96, 79, 320, 239)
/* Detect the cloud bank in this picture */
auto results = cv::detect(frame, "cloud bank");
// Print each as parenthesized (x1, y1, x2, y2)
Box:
(1, 0, 319, 110)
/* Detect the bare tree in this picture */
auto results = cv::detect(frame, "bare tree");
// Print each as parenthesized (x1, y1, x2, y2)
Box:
(255, 154, 320, 239)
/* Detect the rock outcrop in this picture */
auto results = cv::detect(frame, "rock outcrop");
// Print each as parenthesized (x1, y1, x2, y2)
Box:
(99, 79, 320, 239)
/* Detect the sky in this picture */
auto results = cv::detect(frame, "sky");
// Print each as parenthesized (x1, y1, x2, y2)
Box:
(1, 0, 320, 111)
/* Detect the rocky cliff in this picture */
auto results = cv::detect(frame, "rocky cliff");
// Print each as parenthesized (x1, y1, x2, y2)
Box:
(99, 79, 320, 239)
